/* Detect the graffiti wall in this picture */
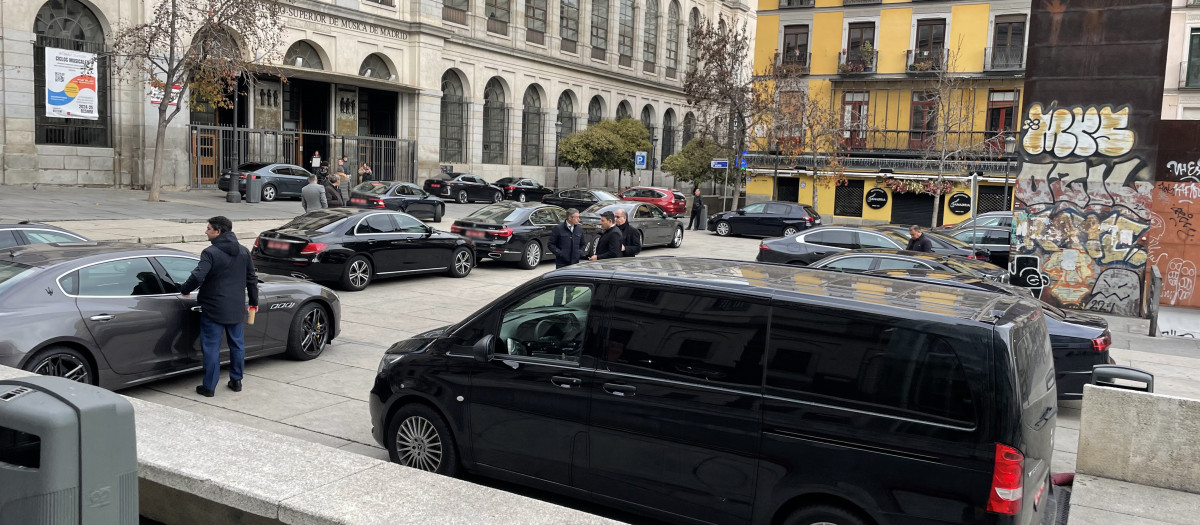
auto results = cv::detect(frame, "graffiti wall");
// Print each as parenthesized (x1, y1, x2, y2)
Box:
(1011, 0, 1171, 316)
(1148, 120, 1200, 309)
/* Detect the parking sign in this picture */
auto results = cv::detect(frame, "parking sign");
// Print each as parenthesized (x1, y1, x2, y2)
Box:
(635, 151, 648, 170)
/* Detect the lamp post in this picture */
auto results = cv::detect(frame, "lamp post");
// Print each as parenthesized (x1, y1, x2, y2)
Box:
(554, 119, 563, 189)
(1003, 134, 1017, 211)
(650, 129, 659, 187)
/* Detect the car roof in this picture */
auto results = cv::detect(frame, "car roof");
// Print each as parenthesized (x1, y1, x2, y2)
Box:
(551, 257, 1019, 322)
(0, 222, 73, 232)
(477, 201, 553, 209)
(582, 200, 640, 213)
(825, 248, 962, 262)
(4, 242, 191, 269)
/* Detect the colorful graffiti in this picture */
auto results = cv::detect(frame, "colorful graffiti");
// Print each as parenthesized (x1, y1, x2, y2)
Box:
(1147, 181, 1200, 309)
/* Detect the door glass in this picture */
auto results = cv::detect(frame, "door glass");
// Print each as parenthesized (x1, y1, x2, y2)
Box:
(765, 203, 790, 215)
(648, 206, 666, 219)
(155, 256, 200, 292)
(875, 259, 931, 270)
(392, 214, 428, 233)
(0, 230, 17, 249)
(499, 285, 593, 362)
(822, 257, 874, 271)
(272, 168, 290, 175)
(806, 230, 855, 248)
(952, 230, 983, 244)
(530, 208, 557, 225)
(983, 231, 1011, 245)
(980, 216, 1003, 227)
(858, 233, 899, 249)
(635, 205, 654, 219)
(357, 214, 400, 234)
(742, 203, 766, 213)
(77, 258, 164, 297)
(22, 230, 85, 244)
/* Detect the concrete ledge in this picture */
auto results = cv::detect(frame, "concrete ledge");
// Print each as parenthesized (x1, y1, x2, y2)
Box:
(1068, 475, 1198, 525)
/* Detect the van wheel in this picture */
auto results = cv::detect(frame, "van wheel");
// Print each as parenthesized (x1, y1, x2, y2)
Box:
(783, 505, 867, 525)
(387, 404, 459, 476)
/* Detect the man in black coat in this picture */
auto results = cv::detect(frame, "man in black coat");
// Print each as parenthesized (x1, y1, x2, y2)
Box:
(590, 211, 624, 260)
(324, 176, 346, 207)
(180, 216, 259, 397)
(906, 225, 934, 253)
(614, 208, 641, 257)
(548, 208, 585, 268)
(688, 188, 705, 230)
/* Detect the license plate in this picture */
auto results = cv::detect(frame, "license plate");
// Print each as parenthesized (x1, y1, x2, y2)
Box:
(814, 219, 821, 224)
(430, 183, 441, 188)
(466, 230, 486, 238)
(267, 240, 290, 250)
(350, 198, 365, 204)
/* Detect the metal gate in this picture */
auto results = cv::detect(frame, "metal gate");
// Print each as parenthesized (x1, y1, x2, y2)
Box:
(331, 135, 417, 183)
(890, 192, 936, 226)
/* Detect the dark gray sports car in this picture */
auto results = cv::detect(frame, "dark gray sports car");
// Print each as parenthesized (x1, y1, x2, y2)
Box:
(0, 242, 341, 390)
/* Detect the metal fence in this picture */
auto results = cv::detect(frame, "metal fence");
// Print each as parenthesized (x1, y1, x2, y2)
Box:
(744, 152, 1016, 176)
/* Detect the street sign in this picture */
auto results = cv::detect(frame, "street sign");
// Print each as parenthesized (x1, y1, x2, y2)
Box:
(635, 151, 648, 170)
(739, 157, 748, 169)
(711, 159, 729, 169)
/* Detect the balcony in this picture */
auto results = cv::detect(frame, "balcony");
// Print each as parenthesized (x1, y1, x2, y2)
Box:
(843, 0, 881, 4)
(774, 51, 811, 75)
(442, 6, 467, 24)
(838, 49, 877, 75)
(1181, 61, 1200, 89)
(984, 46, 1025, 71)
(906, 48, 945, 74)
(780, 0, 814, 6)
(487, 17, 509, 36)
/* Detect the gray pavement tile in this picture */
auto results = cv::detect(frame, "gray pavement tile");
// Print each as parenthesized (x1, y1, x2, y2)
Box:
(1058, 406, 1081, 430)
(242, 355, 350, 384)
(1066, 505, 1172, 525)
(1053, 450, 1077, 475)
(184, 403, 352, 450)
(316, 341, 392, 370)
(1071, 475, 1200, 524)
(119, 386, 201, 410)
(335, 322, 414, 348)
(1055, 427, 1079, 454)
(280, 399, 377, 445)
(290, 366, 378, 401)
(338, 442, 390, 461)
(146, 373, 350, 421)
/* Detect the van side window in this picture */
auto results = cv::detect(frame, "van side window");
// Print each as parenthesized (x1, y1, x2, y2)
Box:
(497, 284, 593, 362)
(767, 307, 975, 424)
(605, 287, 767, 387)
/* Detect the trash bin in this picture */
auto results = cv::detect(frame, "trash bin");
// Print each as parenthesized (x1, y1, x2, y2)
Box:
(246, 174, 263, 204)
(0, 376, 137, 524)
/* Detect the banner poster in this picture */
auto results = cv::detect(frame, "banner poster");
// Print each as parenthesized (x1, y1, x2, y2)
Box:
(45, 47, 99, 120)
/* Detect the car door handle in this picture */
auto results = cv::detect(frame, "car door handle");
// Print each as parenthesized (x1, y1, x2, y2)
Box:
(190, 306, 203, 312)
(603, 383, 636, 396)
(550, 376, 582, 389)
(89, 314, 116, 322)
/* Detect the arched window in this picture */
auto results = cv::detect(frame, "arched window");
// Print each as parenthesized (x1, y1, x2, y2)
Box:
(662, 110, 676, 160)
(440, 71, 466, 163)
(687, 8, 699, 72)
(616, 100, 632, 120)
(590, 0, 609, 60)
(34, 0, 109, 146)
(284, 41, 324, 69)
(718, 17, 727, 34)
(683, 112, 696, 145)
(522, 87, 543, 166)
(588, 96, 604, 126)
(561, 0, 580, 52)
(643, 0, 659, 71)
(558, 92, 576, 136)
(640, 105, 654, 133)
(359, 54, 393, 80)
(482, 78, 508, 164)
(617, 0, 635, 66)
(665, 2, 680, 77)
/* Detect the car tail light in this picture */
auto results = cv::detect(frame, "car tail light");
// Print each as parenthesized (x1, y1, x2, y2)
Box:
(253, 237, 260, 248)
(987, 443, 1024, 515)
(450, 225, 464, 234)
(368, 198, 385, 208)
(506, 185, 516, 191)
(493, 227, 514, 238)
(239, 173, 248, 180)
(968, 254, 977, 259)
(541, 195, 547, 202)
(1092, 333, 1112, 353)
(760, 243, 770, 251)
(299, 242, 328, 256)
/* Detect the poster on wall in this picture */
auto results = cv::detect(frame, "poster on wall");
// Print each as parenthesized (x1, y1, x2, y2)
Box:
(45, 47, 99, 120)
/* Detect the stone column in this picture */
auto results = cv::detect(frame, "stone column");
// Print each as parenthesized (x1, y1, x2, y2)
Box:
(1, 29, 37, 185)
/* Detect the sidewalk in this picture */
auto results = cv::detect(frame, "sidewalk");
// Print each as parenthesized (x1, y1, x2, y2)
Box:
(0, 186, 303, 222)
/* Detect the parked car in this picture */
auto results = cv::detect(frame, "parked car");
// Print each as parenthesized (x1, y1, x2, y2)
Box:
(252, 208, 475, 291)
(370, 257, 1058, 525)
(753, 225, 916, 266)
(707, 201, 821, 237)
(0, 243, 340, 389)
(939, 210, 1014, 230)
(801, 249, 1011, 283)
(541, 188, 621, 209)
(579, 201, 684, 250)
(217, 162, 316, 202)
(451, 202, 598, 269)
(423, 173, 503, 204)
(866, 268, 1113, 399)
(873, 224, 992, 262)
(494, 177, 554, 203)
(948, 226, 1013, 268)
(618, 186, 687, 216)
(0, 222, 89, 248)
(347, 181, 446, 223)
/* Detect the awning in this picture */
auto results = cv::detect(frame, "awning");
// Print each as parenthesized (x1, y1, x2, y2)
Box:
(253, 64, 420, 93)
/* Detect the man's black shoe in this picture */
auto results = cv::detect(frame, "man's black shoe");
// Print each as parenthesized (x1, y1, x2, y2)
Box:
(228, 380, 242, 392)
(195, 385, 215, 398)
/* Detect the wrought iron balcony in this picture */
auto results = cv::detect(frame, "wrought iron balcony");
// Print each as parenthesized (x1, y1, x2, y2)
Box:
(843, 0, 880, 5)
(1181, 61, 1200, 89)
(906, 48, 945, 74)
(984, 46, 1025, 71)
(838, 49, 877, 75)
(774, 51, 811, 75)
(780, 0, 814, 7)
(561, 39, 577, 54)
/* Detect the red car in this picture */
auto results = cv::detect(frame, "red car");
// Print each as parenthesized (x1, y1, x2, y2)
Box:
(618, 186, 687, 216)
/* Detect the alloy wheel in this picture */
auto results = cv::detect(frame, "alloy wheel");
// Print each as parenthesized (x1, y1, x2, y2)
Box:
(525, 243, 541, 267)
(716, 221, 731, 236)
(32, 353, 90, 383)
(784, 226, 799, 237)
(518, 192, 527, 202)
(394, 416, 444, 472)
(299, 307, 328, 356)
(671, 228, 683, 247)
(454, 250, 472, 275)
(492, 192, 503, 203)
(262, 185, 277, 201)
(349, 260, 371, 288)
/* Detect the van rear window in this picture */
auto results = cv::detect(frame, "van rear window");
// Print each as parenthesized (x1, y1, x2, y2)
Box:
(1010, 309, 1054, 401)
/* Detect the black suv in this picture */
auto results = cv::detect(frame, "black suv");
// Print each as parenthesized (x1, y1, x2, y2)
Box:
(370, 257, 1059, 525)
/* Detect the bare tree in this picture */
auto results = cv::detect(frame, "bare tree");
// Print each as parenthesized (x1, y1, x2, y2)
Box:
(685, 15, 753, 152)
(111, 0, 285, 201)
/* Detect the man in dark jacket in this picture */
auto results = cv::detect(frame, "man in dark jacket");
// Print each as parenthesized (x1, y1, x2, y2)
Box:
(688, 188, 705, 230)
(906, 224, 934, 252)
(614, 208, 641, 257)
(548, 208, 585, 268)
(324, 176, 345, 207)
(181, 216, 259, 397)
(590, 211, 624, 260)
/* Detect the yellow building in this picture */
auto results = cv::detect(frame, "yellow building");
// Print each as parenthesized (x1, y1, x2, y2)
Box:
(748, 0, 1027, 227)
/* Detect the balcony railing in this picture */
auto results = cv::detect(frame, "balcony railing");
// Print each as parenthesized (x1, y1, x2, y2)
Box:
(906, 48, 945, 73)
(843, 0, 881, 5)
(838, 49, 877, 75)
(487, 17, 509, 35)
(774, 51, 811, 75)
(443, 6, 467, 24)
(526, 29, 545, 45)
(1181, 61, 1200, 89)
(780, 0, 814, 6)
(744, 152, 1016, 176)
(984, 46, 1024, 71)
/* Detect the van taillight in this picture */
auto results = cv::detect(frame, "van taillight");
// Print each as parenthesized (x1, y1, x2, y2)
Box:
(1092, 333, 1112, 353)
(987, 443, 1024, 515)
(299, 242, 327, 255)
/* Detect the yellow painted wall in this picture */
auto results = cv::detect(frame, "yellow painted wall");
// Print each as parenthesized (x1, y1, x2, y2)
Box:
(758, 0, 778, 12)
(755, 15, 780, 76)
(811, 12, 844, 75)
(949, 4, 990, 73)
(878, 8, 912, 75)
(814, 183, 835, 216)
(747, 175, 774, 198)
(815, 0, 839, 7)
(861, 180, 892, 222)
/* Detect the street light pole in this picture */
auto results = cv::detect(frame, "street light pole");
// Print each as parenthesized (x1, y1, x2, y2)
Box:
(554, 120, 563, 189)
(650, 128, 659, 187)
(1003, 134, 1017, 211)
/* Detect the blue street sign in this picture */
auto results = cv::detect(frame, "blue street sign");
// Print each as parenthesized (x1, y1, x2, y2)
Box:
(635, 151, 648, 170)
(739, 157, 748, 169)
(711, 159, 729, 169)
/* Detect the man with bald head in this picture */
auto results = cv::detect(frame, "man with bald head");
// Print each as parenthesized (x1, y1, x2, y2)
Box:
(614, 208, 642, 257)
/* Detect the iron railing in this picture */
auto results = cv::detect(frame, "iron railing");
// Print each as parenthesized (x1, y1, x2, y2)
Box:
(775, 51, 811, 75)
(780, 0, 814, 6)
(838, 49, 877, 74)
(561, 39, 577, 53)
(666, 66, 677, 79)
(984, 46, 1025, 71)
(1180, 60, 1200, 89)
(743, 152, 1016, 176)
(843, 0, 880, 4)
(906, 48, 945, 73)
(592, 46, 606, 60)
(619, 54, 633, 67)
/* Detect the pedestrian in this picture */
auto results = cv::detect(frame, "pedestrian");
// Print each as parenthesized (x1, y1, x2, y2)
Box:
(614, 208, 641, 257)
(310, 150, 322, 171)
(549, 208, 585, 268)
(324, 174, 345, 207)
(301, 173, 327, 212)
(358, 162, 373, 183)
(590, 211, 623, 260)
(335, 158, 350, 200)
(906, 224, 934, 252)
(180, 216, 258, 397)
(688, 188, 705, 231)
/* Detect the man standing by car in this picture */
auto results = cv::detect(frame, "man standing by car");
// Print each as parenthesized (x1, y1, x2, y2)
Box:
(324, 174, 345, 207)
(549, 208, 585, 268)
(688, 188, 705, 231)
(302, 174, 327, 212)
(180, 216, 259, 397)
(590, 211, 623, 260)
(907, 225, 933, 252)
(614, 208, 641, 257)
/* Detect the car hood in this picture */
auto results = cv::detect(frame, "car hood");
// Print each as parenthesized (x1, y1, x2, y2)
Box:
(384, 325, 452, 355)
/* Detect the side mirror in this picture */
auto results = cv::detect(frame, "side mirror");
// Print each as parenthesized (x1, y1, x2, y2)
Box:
(736, 209, 746, 215)
(472, 334, 496, 363)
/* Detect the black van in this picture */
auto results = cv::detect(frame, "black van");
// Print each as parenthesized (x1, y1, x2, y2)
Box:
(369, 258, 1058, 525)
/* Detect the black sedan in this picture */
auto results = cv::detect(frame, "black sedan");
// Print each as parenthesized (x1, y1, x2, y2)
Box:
(866, 268, 1113, 399)
(252, 208, 474, 291)
(423, 173, 503, 204)
(947, 226, 1013, 268)
(803, 249, 1010, 283)
(347, 181, 446, 222)
(0, 221, 89, 248)
(541, 188, 621, 209)
(708, 201, 821, 237)
(0, 242, 340, 390)
(754, 225, 991, 266)
(873, 225, 991, 262)
(217, 162, 316, 202)
(579, 201, 685, 250)
(451, 202, 599, 269)
(494, 177, 554, 203)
